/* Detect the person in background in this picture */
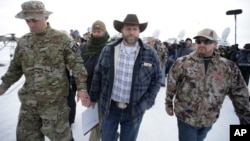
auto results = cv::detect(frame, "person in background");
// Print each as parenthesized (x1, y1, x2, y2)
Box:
(86, 14, 162, 141)
(162, 41, 174, 75)
(81, 20, 111, 141)
(236, 43, 250, 86)
(170, 39, 179, 60)
(145, 36, 168, 86)
(165, 28, 250, 141)
(0, 1, 88, 141)
(177, 38, 195, 58)
(237, 43, 250, 101)
(81, 32, 91, 46)
(72, 30, 83, 45)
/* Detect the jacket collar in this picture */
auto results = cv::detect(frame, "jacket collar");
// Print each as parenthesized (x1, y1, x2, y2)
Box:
(190, 49, 221, 64)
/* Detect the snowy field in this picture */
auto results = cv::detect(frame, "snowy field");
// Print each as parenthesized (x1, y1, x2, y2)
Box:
(0, 45, 249, 141)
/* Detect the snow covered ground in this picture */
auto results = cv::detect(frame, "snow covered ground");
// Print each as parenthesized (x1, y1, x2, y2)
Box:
(0, 45, 249, 141)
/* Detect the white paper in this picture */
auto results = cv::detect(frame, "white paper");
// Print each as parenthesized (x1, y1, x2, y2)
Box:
(82, 103, 99, 135)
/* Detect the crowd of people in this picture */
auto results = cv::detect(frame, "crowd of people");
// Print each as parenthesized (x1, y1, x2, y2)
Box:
(0, 1, 249, 141)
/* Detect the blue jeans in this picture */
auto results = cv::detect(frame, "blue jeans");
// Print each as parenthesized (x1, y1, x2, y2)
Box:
(101, 105, 143, 141)
(177, 119, 212, 141)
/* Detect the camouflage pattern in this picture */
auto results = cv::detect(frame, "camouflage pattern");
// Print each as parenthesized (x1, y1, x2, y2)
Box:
(15, 1, 53, 19)
(165, 49, 250, 127)
(0, 25, 87, 140)
(154, 45, 168, 68)
(17, 101, 72, 141)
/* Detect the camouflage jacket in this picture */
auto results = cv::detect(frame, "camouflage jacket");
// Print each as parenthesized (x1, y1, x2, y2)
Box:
(165, 49, 250, 126)
(0, 26, 87, 106)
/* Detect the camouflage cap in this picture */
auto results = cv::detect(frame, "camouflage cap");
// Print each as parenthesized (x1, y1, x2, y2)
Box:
(193, 28, 218, 41)
(15, 1, 52, 19)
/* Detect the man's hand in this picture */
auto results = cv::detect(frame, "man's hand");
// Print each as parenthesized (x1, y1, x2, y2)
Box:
(77, 90, 90, 107)
(165, 106, 174, 116)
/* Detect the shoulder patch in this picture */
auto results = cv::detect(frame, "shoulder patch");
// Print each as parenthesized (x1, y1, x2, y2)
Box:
(69, 41, 81, 55)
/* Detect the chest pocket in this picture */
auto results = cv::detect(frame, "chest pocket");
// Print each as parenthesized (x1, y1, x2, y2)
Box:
(138, 62, 153, 84)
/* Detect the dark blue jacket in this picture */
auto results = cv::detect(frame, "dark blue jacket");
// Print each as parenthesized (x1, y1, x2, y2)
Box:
(89, 38, 162, 118)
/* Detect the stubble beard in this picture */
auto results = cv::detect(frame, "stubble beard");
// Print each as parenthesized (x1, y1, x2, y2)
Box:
(197, 48, 214, 57)
(124, 37, 139, 46)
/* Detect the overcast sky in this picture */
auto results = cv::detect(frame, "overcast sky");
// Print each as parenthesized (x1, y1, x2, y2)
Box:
(0, 0, 249, 47)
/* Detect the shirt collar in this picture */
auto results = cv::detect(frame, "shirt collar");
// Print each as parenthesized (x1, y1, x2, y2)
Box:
(120, 41, 139, 52)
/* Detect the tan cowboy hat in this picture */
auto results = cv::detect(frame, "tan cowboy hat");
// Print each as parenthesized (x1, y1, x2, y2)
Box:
(15, 1, 52, 19)
(113, 14, 148, 33)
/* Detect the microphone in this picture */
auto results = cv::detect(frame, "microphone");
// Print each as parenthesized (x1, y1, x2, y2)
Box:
(226, 9, 242, 15)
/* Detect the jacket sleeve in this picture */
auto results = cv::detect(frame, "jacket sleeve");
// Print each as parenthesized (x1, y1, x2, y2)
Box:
(65, 40, 88, 90)
(0, 42, 23, 89)
(165, 59, 182, 107)
(228, 63, 250, 124)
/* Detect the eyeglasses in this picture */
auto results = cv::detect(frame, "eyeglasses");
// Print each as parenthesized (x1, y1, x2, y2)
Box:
(195, 39, 214, 45)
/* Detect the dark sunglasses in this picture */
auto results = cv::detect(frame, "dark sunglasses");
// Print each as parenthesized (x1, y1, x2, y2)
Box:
(195, 39, 214, 45)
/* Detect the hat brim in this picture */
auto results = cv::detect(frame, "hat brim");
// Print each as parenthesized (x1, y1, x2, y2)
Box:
(193, 35, 214, 41)
(113, 20, 148, 33)
(15, 11, 53, 19)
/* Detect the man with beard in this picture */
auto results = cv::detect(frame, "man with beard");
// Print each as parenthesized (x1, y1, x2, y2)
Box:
(165, 28, 250, 141)
(81, 20, 111, 141)
(85, 14, 162, 141)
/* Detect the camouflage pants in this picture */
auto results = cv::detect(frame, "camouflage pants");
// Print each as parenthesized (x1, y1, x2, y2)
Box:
(16, 100, 73, 141)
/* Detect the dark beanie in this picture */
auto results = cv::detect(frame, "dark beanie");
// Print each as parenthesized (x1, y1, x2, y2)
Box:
(92, 20, 106, 32)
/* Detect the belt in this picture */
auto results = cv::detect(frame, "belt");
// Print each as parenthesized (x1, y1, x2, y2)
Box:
(111, 100, 128, 109)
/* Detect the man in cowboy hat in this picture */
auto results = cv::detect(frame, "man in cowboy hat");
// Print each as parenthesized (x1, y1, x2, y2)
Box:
(0, 1, 88, 141)
(86, 14, 162, 141)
